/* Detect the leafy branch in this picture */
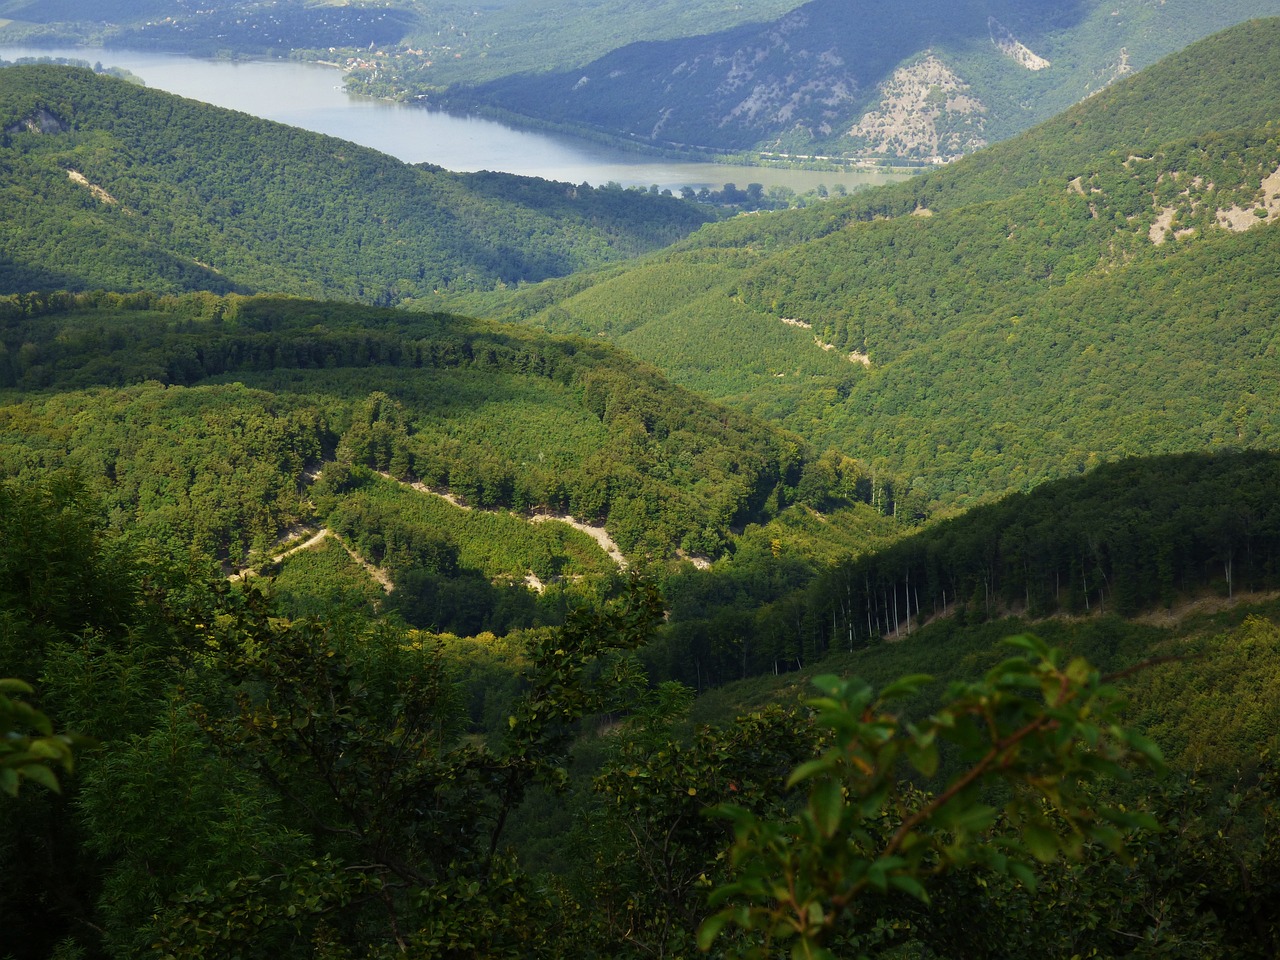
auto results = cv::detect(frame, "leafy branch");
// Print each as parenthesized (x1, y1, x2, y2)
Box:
(700, 635, 1165, 959)
(0, 677, 77, 796)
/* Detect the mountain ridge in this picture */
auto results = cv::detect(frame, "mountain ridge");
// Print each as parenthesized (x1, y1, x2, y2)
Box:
(475, 18, 1280, 510)
(0, 64, 714, 302)
(436, 0, 1280, 160)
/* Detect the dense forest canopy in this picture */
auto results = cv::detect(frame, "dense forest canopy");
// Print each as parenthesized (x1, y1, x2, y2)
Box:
(0, 65, 714, 302)
(0, 292, 844, 569)
(477, 18, 1280, 511)
(3, 14, 1280, 960)
(3, 468, 1278, 959)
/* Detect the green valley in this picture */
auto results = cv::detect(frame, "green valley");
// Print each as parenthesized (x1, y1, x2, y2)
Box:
(3, 16, 1280, 960)
(481, 18, 1280, 510)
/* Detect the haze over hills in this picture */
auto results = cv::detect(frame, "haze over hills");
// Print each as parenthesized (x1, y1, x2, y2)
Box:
(7, 0, 1280, 163)
(0, 0, 807, 83)
(435, 0, 1280, 159)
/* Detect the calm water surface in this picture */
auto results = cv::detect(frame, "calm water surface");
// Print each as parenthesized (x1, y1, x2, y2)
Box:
(1, 45, 913, 193)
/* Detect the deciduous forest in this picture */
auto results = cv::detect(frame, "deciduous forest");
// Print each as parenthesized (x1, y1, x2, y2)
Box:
(4, 16, 1280, 960)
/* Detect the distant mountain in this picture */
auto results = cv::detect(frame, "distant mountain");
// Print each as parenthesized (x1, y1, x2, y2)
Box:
(0, 0, 418, 52)
(438, 0, 1280, 160)
(482, 18, 1280, 509)
(0, 0, 808, 84)
(0, 65, 713, 302)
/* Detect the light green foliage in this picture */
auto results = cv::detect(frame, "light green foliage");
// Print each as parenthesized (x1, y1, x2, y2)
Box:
(493, 26, 1280, 512)
(0, 678, 75, 795)
(3, 472, 1279, 958)
(701, 636, 1163, 959)
(1124, 615, 1280, 775)
(0, 381, 324, 561)
(264, 535, 387, 620)
(1, 292, 813, 575)
(139, 578, 665, 958)
(327, 470, 578, 578)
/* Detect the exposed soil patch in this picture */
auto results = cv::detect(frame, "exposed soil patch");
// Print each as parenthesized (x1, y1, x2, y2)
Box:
(66, 169, 119, 206)
(1216, 163, 1280, 231)
(1132, 589, 1280, 629)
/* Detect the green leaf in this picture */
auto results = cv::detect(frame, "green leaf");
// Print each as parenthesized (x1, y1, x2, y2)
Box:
(1065, 656, 1092, 685)
(810, 779, 844, 838)
(934, 801, 997, 834)
(697, 911, 731, 951)
(1125, 731, 1165, 766)
(905, 738, 939, 778)
(810, 674, 844, 696)
(1003, 634, 1049, 657)
(788, 754, 837, 788)
(1022, 821, 1059, 863)
(19, 763, 61, 794)
(1008, 860, 1039, 892)
(879, 673, 933, 701)
(887, 872, 930, 903)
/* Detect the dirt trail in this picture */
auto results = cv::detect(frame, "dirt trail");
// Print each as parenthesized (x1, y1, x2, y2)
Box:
(230, 527, 394, 593)
(530, 513, 627, 569)
(380, 472, 628, 569)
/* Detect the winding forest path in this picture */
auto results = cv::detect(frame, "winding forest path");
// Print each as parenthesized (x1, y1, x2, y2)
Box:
(384, 473, 628, 569)
(232, 526, 394, 593)
(529, 513, 627, 569)
(234, 468, 627, 594)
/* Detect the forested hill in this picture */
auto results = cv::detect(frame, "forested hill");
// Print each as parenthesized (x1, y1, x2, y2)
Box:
(436, 0, 1280, 159)
(0, 64, 713, 302)
(483, 17, 1280, 510)
(0, 291, 829, 573)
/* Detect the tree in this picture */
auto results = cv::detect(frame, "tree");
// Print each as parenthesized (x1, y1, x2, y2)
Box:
(582, 684, 818, 958)
(150, 577, 665, 957)
(700, 635, 1164, 959)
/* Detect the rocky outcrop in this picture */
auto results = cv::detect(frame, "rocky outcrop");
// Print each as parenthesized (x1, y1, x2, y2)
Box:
(4, 108, 66, 135)
(846, 55, 986, 161)
(988, 17, 1051, 71)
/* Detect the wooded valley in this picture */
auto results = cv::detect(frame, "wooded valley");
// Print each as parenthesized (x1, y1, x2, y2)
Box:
(3, 16, 1280, 960)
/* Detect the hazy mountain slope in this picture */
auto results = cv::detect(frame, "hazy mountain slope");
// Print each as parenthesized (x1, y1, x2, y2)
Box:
(484, 19, 1280, 508)
(0, 0, 808, 86)
(388, 0, 810, 88)
(0, 65, 712, 301)
(617, 15, 1280, 256)
(439, 0, 1280, 158)
(0, 0, 418, 52)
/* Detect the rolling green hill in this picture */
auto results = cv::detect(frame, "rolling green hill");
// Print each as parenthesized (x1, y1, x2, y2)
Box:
(0, 291, 837, 586)
(4, 11, 1280, 960)
(0, 64, 713, 302)
(481, 18, 1280, 510)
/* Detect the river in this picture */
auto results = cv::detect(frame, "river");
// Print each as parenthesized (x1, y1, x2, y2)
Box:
(0, 44, 914, 194)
